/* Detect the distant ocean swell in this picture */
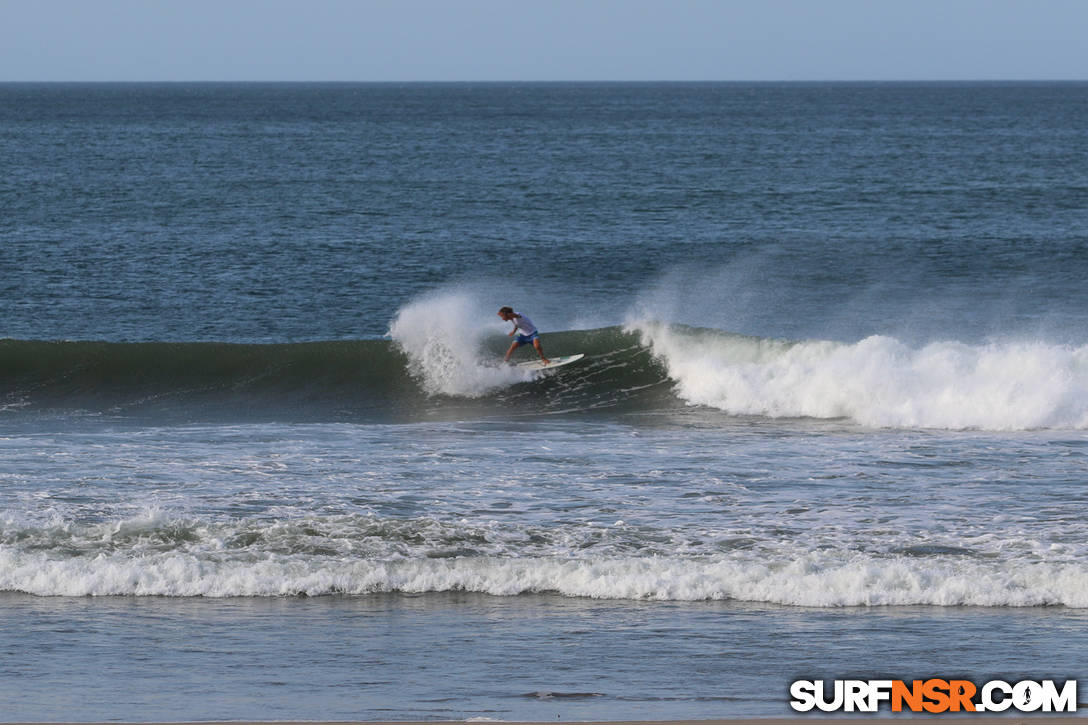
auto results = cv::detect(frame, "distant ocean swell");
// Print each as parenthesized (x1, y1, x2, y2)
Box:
(3, 323, 1087, 430)
(2, 513, 1086, 606)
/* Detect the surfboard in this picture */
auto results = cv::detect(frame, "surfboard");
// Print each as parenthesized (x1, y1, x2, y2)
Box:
(515, 353, 585, 371)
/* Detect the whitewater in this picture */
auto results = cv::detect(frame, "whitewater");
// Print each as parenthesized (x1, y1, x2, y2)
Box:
(5, 281, 1087, 612)
(4, 513, 1087, 606)
(3, 289, 1087, 613)
(633, 321, 1088, 430)
(7, 292, 1086, 431)
(4, 81, 1088, 721)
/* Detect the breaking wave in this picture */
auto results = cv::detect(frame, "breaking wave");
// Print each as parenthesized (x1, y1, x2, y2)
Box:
(2, 512, 1085, 606)
(2, 298, 1087, 429)
(632, 322, 1088, 430)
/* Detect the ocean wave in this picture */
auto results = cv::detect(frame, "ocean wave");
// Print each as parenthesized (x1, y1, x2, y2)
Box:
(632, 321, 1088, 430)
(0, 337, 418, 419)
(0, 327, 667, 422)
(4, 315, 1088, 430)
(2, 513, 1086, 606)
(4, 547, 1086, 607)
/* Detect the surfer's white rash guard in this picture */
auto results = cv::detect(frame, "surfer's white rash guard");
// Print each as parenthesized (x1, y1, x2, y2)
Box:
(512, 314, 538, 336)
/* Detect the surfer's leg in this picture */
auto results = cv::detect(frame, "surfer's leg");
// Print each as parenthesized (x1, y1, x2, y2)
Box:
(533, 338, 549, 365)
(504, 339, 519, 363)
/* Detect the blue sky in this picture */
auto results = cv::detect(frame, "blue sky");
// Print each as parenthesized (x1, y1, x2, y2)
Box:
(2, 0, 1086, 81)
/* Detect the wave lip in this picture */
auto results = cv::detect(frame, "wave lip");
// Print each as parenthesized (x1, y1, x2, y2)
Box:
(632, 321, 1088, 430)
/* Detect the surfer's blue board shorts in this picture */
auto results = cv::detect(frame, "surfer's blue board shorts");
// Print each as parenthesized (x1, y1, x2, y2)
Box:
(515, 332, 539, 346)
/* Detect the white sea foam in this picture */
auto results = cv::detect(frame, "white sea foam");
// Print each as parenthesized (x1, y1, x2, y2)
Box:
(3, 546, 1087, 606)
(2, 510, 1086, 606)
(632, 321, 1088, 430)
(388, 291, 531, 397)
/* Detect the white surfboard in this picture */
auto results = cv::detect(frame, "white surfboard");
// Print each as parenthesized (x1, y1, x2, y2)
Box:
(514, 353, 585, 371)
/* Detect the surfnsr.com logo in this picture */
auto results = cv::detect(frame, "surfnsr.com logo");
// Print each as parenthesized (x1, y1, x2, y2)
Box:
(790, 679, 1078, 713)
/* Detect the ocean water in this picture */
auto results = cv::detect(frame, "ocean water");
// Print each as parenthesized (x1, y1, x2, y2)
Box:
(1, 82, 1087, 721)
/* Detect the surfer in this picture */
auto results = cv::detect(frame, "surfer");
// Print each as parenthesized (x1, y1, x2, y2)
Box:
(498, 306, 549, 365)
